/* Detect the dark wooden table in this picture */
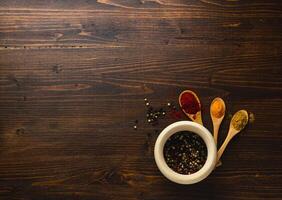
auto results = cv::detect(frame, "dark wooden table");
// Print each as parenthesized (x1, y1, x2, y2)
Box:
(0, 0, 282, 199)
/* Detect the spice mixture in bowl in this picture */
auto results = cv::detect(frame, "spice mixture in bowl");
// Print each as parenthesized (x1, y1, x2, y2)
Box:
(164, 131, 207, 175)
(154, 121, 217, 184)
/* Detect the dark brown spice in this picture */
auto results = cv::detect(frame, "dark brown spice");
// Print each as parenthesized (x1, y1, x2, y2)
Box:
(164, 131, 207, 175)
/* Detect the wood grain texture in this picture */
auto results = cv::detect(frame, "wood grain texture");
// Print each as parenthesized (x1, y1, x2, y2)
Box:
(0, 0, 282, 199)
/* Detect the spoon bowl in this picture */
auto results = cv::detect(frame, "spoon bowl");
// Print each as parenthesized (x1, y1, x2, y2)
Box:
(210, 97, 226, 146)
(179, 90, 203, 125)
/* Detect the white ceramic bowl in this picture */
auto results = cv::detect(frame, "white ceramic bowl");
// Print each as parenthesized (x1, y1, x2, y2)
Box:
(154, 121, 217, 184)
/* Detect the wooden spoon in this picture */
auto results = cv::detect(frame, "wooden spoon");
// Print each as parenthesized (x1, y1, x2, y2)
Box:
(217, 110, 249, 162)
(210, 97, 226, 146)
(178, 90, 203, 125)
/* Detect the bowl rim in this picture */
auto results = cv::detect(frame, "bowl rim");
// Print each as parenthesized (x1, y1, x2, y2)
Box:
(154, 121, 217, 184)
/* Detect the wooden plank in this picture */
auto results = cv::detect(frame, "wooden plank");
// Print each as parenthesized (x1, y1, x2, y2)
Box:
(0, 1, 282, 47)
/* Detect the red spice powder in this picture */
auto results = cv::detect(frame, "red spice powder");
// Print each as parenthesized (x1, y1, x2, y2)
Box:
(169, 110, 184, 119)
(180, 92, 200, 114)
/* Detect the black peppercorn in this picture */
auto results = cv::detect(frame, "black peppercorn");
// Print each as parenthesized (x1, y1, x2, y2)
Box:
(163, 131, 207, 175)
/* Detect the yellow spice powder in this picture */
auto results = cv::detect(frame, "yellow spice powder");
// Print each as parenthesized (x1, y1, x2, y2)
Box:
(211, 99, 224, 118)
(249, 112, 255, 124)
(231, 110, 248, 131)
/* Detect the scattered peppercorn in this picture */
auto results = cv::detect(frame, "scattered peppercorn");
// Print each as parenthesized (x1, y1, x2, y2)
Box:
(132, 119, 139, 130)
(164, 131, 207, 175)
(138, 98, 185, 130)
(144, 99, 169, 126)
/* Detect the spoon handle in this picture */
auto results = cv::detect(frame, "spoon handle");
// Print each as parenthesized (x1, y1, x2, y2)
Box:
(213, 125, 219, 146)
(193, 117, 203, 125)
(192, 112, 203, 125)
(217, 133, 233, 162)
